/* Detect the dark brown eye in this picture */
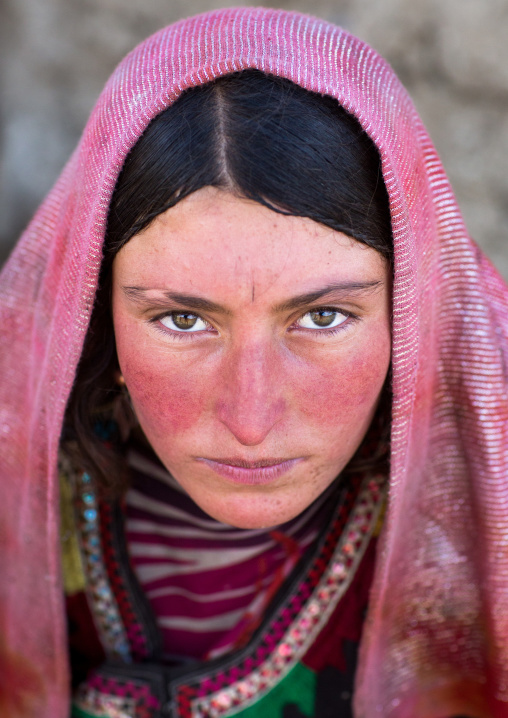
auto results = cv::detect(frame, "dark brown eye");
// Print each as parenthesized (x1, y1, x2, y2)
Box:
(160, 312, 207, 332)
(309, 310, 336, 327)
(172, 313, 198, 330)
(297, 309, 348, 330)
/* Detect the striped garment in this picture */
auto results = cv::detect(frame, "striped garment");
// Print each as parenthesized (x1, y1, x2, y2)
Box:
(124, 447, 337, 661)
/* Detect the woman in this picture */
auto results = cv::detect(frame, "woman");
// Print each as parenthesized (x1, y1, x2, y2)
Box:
(0, 7, 507, 718)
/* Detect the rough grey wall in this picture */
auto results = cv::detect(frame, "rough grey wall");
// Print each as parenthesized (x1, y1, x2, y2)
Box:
(1, 0, 507, 275)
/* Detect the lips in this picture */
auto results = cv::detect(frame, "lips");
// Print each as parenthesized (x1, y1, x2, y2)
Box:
(197, 457, 303, 485)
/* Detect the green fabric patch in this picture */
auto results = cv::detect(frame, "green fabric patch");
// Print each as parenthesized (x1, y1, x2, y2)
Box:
(71, 704, 108, 718)
(231, 662, 316, 718)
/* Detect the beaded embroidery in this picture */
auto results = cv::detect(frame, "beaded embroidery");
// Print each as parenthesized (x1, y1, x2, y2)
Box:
(99, 502, 153, 660)
(74, 686, 136, 718)
(176, 472, 386, 718)
(75, 471, 132, 661)
(74, 676, 161, 718)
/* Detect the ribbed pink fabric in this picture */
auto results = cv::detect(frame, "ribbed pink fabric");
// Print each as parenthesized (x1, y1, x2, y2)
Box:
(1, 8, 507, 717)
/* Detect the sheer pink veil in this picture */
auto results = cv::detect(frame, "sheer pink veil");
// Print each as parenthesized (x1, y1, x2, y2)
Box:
(1, 8, 507, 717)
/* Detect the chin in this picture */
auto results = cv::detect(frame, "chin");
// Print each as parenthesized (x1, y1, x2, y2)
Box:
(210, 512, 289, 530)
(191, 490, 312, 530)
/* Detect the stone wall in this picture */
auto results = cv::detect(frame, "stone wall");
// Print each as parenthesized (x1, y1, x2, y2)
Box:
(1, 0, 507, 275)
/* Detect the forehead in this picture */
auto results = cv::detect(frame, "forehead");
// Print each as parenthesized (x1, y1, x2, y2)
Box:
(112, 187, 389, 302)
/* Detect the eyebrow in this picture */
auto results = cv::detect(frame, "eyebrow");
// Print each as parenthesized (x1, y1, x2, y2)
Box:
(273, 280, 383, 313)
(122, 287, 231, 315)
(122, 280, 383, 315)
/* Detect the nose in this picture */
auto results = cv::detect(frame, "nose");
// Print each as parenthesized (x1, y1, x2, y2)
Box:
(214, 338, 286, 446)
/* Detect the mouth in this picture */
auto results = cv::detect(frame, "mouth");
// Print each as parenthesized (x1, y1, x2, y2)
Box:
(197, 457, 304, 485)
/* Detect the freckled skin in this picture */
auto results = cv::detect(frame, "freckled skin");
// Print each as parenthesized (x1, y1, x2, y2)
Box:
(112, 187, 391, 529)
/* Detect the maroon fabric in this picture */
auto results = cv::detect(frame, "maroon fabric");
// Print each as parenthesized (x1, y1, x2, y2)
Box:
(1, 8, 507, 717)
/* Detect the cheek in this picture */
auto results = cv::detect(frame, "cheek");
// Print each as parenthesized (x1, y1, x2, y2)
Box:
(124, 363, 204, 435)
(292, 334, 391, 427)
(115, 336, 209, 438)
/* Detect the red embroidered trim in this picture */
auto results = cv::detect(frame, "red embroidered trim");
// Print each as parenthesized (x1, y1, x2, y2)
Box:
(100, 502, 150, 659)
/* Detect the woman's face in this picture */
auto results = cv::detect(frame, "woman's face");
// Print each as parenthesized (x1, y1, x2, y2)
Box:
(112, 187, 391, 528)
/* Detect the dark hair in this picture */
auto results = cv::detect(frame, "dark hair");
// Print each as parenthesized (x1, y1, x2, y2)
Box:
(64, 69, 392, 495)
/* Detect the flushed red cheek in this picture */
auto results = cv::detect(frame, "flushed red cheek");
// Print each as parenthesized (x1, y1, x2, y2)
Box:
(292, 345, 389, 428)
(119, 354, 209, 437)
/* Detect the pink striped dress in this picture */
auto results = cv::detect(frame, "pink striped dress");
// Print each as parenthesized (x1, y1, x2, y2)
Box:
(124, 445, 336, 661)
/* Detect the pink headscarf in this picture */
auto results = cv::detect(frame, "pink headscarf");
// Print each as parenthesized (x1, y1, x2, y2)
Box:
(1, 7, 507, 717)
